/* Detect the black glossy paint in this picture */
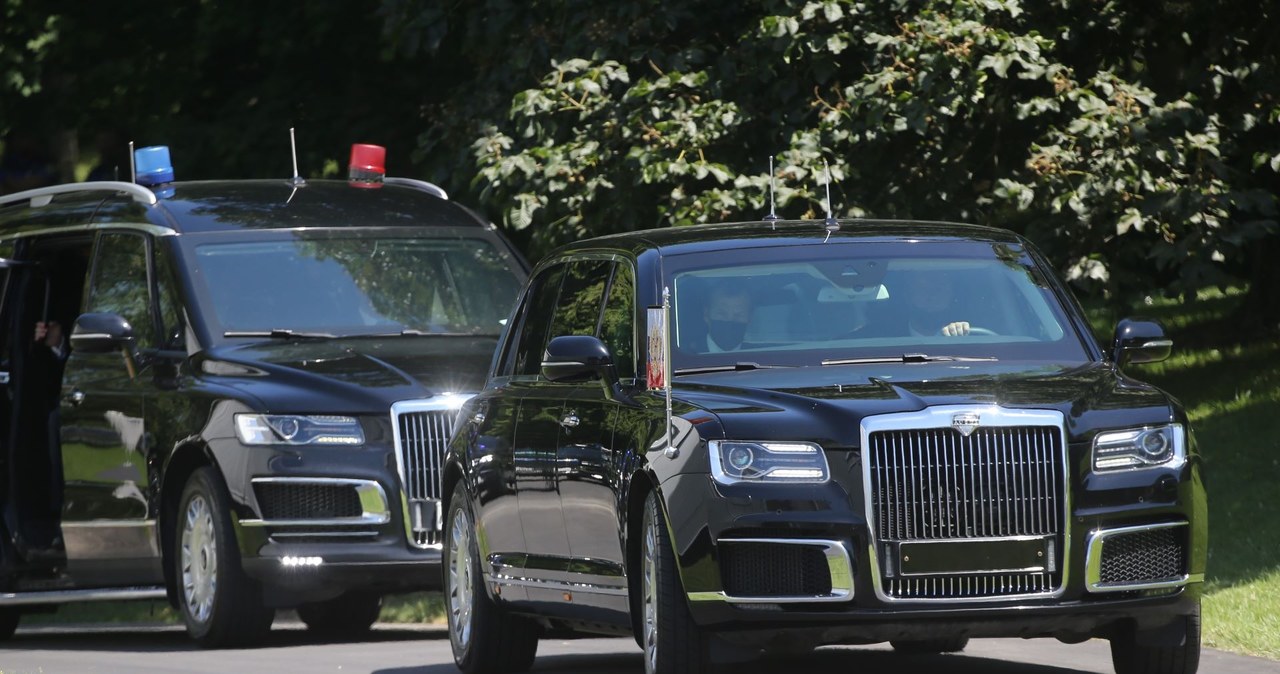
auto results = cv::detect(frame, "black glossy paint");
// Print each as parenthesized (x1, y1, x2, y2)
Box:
(447, 220, 1207, 646)
(0, 179, 528, 606)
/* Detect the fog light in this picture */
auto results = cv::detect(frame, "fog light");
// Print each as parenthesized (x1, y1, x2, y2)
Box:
(280, 555, 324, 567)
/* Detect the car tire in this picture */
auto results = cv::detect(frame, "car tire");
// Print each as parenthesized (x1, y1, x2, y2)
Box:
(445, 484, 538, 674)
(890, 637, 969, 654)
(0, 607, 19, 640)
(641, 490, 707, 674)
(175, 467, 274, 648)
(1110, 605, 1201, 674)
(298, 592, 383, 636)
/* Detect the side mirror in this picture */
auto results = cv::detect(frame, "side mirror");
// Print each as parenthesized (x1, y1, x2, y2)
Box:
(1112, 318, 1171, 367)
(70, 312, 137, 354)
(542, 335, 615, 383)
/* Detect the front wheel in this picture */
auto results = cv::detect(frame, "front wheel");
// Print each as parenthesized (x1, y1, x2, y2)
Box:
(298, 592, 382, 636)
(174, 467, 274, 647)
(445, 485, 538, 673)
(640, 490, 706, 674)
(1110, 606, 1201, 674)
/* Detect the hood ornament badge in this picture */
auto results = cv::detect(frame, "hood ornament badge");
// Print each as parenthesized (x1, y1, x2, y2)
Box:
(952, 412, 980, 437)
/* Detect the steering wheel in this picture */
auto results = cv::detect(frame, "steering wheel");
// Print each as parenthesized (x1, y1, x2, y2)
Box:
(964, 326, 999, 336)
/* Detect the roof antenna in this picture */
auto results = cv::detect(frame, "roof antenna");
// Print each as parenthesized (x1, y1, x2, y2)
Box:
(289, 127, 307, 187)
(822, 159, 839, 242)
(129, 140, 136, 183)
(762, 156, 779, 229)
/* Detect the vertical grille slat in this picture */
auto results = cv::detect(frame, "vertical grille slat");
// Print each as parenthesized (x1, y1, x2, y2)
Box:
(869, 424, 1065, 600)
(394, 407, 461, 548)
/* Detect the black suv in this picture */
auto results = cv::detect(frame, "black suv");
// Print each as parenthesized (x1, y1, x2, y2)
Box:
(0, 177, 527, 645)
(442, 220, 1206, 674)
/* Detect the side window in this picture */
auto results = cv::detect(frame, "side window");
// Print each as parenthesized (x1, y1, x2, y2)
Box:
(154, 242, 186, 350)
(599, 262, 635, 379)
(513, 264, 566, 376)
(549, 260, 613, 338)
(86, 232, 155, 349)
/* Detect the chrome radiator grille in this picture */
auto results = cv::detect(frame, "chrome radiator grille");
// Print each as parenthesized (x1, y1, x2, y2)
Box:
(393, 405, 460, 547)
(867, 423, 1066, 600)
(869, 426, 1064, 541)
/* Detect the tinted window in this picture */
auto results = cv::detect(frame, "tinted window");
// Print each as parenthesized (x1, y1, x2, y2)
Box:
(87, 232, 154, 349)
(513, 264, 565, 376)
(600, 263, 635, 379)
(193, 236, 523, 337)
(155, 244, 185, 350)
(665, 241, 1088, 370)
(549, 260, 613, 338)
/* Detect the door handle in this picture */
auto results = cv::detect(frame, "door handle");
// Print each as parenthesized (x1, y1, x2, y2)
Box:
(560, 414, 580, 428)
(64, 389, 86, 407)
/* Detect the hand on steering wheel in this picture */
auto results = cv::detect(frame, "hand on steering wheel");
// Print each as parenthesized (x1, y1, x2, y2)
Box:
(940, 322, 997, 337)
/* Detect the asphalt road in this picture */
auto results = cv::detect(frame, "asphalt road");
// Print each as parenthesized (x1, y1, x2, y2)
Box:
(1, 621, 1276, 673)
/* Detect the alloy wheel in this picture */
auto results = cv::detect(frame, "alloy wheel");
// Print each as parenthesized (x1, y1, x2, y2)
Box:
(181, 494, 217, 624)
(449, 507, 475, 652)
(643, 503, 659, 674)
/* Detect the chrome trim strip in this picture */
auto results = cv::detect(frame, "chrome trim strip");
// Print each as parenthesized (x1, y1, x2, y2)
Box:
(485, 573, 629, 597)
(269, 530, 379, 539)
(390, 395, 474, 548)
(244, 477, 390, 526)
(0, 181, 158, 208)
(1084, 521, 1195, 593)
(687, 538, 854, 604)
(860, 405, 1071, 603)
(0, 586, 166, 606)
(60, 520, 155, 528)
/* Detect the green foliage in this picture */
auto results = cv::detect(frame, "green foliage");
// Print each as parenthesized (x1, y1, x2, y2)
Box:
(387, 0, 1280, 318)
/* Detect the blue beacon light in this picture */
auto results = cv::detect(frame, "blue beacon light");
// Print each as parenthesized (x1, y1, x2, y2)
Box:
(134, 145, 176, 198)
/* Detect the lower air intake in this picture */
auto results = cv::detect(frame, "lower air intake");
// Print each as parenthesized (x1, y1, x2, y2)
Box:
(720, 542, 832, 598)
(1100, 527, 1186, 585)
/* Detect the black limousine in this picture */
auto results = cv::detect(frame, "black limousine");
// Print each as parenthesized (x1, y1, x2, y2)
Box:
(441, 220, 1206, 674)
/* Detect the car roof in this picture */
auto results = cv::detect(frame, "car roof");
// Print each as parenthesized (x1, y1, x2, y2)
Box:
(0, 179, 491, 236)
(553, 219, 1026, 258)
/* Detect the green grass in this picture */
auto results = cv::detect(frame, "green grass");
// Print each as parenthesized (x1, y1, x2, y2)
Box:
(27, 289, 1280, 658)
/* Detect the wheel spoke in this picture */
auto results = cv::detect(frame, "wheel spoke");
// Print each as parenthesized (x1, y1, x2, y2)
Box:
(449, 507, 474, 651)
(643, 500, 659, 674)
(180, 495, 217, 624)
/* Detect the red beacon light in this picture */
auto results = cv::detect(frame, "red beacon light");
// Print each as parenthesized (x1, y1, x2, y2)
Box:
(348, 143, 386, 188)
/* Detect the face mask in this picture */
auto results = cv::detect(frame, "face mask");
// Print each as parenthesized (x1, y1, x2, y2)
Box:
(707, 319, 747, 350)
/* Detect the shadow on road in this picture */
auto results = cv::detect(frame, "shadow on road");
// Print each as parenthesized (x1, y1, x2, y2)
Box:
(8, 623, 446, 653)
(372, 646, 1099, 674)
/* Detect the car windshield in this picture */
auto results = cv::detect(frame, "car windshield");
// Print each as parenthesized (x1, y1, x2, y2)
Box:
(665, 240, 1090, 371)
(194, 235, 523, 337)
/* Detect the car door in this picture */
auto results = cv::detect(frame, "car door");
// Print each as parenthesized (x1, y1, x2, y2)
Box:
(58, 230, 165, 582)
(556, 259, 634, 606)
(478, 262, 567, 585)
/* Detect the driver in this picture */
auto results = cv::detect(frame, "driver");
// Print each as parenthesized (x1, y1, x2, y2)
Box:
(903, 270, 972, 337)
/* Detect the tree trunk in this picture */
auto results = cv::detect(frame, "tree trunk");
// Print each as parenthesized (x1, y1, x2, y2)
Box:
(1237, 233, 1280, 334)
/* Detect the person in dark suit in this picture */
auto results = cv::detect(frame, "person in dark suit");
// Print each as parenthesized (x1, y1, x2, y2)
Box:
(902, 270, 972, 337)
(698, 282, 754, 352)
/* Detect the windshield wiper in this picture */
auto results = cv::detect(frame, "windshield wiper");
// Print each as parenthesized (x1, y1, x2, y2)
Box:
(340, 329, 496, 338)
(822, 353, 998, 366)
(223, 329, 337, 339)
(673, 362, 791, 376)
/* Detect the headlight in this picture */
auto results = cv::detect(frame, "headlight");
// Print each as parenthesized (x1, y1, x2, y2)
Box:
(1092, 424, 1184, 472)
(709, 441, 829, 485)
(235, 414, 365, 446)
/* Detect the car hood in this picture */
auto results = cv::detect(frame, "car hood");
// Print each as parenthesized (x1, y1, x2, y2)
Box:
(673, 360, 1178, 447)
(197, 336, 498, 413)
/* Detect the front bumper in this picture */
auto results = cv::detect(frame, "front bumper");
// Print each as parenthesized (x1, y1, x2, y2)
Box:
(661, 441, 1206, 645)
